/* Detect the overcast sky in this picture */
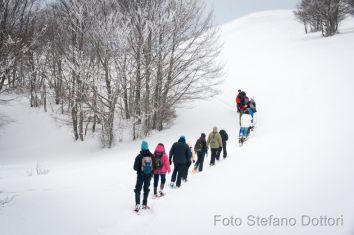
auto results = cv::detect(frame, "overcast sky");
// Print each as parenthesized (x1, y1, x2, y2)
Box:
(204, 0, 299, 25)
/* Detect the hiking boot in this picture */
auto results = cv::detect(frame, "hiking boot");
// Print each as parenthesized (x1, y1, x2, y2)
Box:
(159, 191, 165, 197)
(170, 183, 176, 188)
(152, 194, 159, 199)
(134, 204, 141, 212)
(142, 205, 150, 210)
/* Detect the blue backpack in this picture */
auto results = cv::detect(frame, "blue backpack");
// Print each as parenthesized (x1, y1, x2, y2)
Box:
(141, 156, 153, 176)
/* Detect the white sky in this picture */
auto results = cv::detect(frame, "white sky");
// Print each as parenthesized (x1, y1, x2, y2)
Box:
(204, 0, 299, 25)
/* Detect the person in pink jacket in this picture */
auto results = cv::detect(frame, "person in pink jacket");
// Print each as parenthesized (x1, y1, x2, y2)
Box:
(153, 143, 171, 198)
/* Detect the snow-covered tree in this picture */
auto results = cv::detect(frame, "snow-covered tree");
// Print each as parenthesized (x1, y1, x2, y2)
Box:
(1, 0, 224, 148)
(0, 0, 39, 94)
(294, 0, 350, 36)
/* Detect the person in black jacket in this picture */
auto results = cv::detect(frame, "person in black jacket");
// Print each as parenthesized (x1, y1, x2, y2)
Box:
(218, 129, 229, 159)
(133, 140, 153, 212)
(193, 133, 208, 172)
(169, 136, 190, 188)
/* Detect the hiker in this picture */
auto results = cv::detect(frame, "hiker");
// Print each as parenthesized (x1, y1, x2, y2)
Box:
(218, 129, 229, 159)
(193, 133, 208, 172)
(152, 143, 171, 198)
(240, 91, 248, 108)
(182, 142, 195, 182)
(169, 136, 190, 188)
(207, 127, 223, 166)
(133, 140, 154, 212)
(246, 106, 254, 123)
(236, 89, 242, 112)
(249, 98, 257, 113)
(248, 97, 257, 124)
(239, 109, 253, 142)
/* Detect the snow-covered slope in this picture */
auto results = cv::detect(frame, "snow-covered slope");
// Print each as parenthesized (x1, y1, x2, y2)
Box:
(1, 10, 354, 235)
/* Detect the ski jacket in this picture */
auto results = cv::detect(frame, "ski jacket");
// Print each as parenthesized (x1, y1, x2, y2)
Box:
(153, 145, 171, 175)
(240, 113, 253, 128)
(219, 130, 229, 144)
(207, 127, 223, 149)
(133, 150, 154, 176)
(169, 140, 190, 165)
(236, 97, 241, 104)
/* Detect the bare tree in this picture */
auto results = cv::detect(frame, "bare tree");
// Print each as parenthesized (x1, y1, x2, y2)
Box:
(118, 0, 223, 137)
(0, 0, 39, 94)
(1, 0, 224, 147)
(88, 0, 128, 147)
(56, 0, 96, 141)
(294, 0, 350, 37)
(347, 0, 354, 14)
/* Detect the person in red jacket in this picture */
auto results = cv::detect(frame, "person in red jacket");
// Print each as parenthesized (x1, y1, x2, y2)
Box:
(152, 143, 171, 198)
(236, 89, 242, 112)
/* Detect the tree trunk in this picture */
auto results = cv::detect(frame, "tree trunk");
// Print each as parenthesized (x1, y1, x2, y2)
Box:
(43, 81, 47, 112)
(134, 38, 142, 124)
(79, 107, 84, 141)
(72, 105, 79, 140)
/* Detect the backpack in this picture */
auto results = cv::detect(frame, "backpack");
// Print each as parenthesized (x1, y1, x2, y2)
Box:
(219, 130, 228, 141)
(244, 96, 249, 105)
(210, 133, 217, 146)
(153, 152, 164, 170)
(194, 139, 203, 152)
(187, 147, 192, 161)
(141, 156, 153, 176)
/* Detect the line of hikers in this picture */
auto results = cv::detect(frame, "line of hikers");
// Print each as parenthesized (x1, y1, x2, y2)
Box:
(236, 89, 257, 143)
(133, 127, 229, 212)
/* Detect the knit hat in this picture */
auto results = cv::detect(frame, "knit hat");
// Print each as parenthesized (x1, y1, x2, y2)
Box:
(201, 133, 206, 138)
(141, 140, 149, 151)
(178, 135, 186, 143)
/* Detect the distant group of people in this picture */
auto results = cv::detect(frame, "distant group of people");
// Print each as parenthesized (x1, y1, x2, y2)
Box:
(236, 89, 257, 142)
(132, 88, 258, 212)
(133, 127, 229, 212)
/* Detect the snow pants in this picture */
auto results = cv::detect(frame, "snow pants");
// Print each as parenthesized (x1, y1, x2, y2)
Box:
(210, 148, 219, 165)
(194, 151, 206, 171)
(217, 142, 227, 159)
(239, 127, 249, 138)
(171, 163, 185, 187)
(134, 174, 151, 206)
(153, 174, 166, 188)
(183, 160, 192, 180)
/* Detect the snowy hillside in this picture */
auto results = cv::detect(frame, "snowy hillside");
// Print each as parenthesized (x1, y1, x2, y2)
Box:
(1, 10, 354, 235)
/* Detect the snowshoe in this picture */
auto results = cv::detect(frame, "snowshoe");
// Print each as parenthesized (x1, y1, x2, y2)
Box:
(134, 204, 141, 214)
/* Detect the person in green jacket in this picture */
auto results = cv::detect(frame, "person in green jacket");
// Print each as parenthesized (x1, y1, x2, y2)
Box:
(207, 126, 223, 166)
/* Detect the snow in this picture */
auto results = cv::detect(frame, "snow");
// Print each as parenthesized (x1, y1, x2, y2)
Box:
(1, 10, 354, 235)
